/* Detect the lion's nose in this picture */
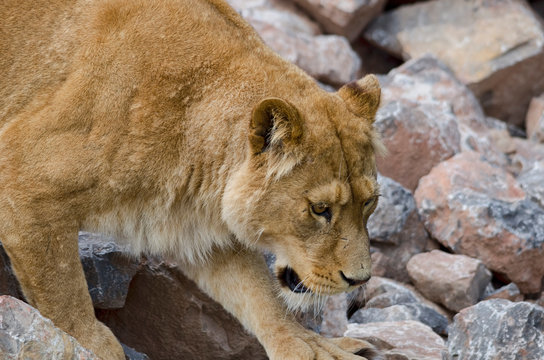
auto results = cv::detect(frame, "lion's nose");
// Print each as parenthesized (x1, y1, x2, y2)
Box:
(340, 271, 370, 286)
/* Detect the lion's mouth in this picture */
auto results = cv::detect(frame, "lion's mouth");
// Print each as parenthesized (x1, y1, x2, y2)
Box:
(279, 267, 311, 294)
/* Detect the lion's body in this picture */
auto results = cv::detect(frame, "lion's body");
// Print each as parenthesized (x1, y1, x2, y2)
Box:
(0, 1, 383, 359)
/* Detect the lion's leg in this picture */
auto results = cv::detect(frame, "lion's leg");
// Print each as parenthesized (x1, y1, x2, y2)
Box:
(181, 247, 380, 360)
(1, 221, 124, 360)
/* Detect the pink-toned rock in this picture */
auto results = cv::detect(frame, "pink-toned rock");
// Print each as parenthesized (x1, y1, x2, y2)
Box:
(375, 100, 460, 191)
(229, 0, 361, 85)
(320, 293, 349, 337)
(415, 151, 544, 294)
(345, 320, 448, 360)
(526, 94, 544, 143)
(0, 296, 98, 359)
(406, 250, 492, 312)
(368, 175, 431, 282)
(96, 258, 267, 360)
(365, 0, 544, 127)
(377, 56, 510, 189)
(294, 0, 387, 41)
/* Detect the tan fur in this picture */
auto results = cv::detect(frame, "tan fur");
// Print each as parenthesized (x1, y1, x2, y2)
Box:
(0, 0, 383, 359)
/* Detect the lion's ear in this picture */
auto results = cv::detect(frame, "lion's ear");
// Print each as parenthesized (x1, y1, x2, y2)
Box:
(338, 74, 381, 122)
(249, 97, 303, 155)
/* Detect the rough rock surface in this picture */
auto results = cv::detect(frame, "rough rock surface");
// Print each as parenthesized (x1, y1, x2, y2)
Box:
(448, 299, 544, 360)
(374, 100, 460, 191)
(345, 320, 448, 360)
(415, 151, 544, 294)
(368, 175, 430, 282)
(79, 232, 139, 310)
(0, 296, 97, 359)
(485, 283, 524, 302)
(229, 0, 361, 85)
(294, 0, 387, 41)
(350, 303, 449, 335)
(377, 56, 510, 187)
(517, 163, 544, 208)
(320, 293, 349, 337)
(365, 0, 544, 126)
(362, 276, 451, 320)
(96, 258, 268, 360)
(406, 250, 491, 312)
(526, 94, 544, 143)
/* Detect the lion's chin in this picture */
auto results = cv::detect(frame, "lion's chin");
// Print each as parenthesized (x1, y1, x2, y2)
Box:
(278, 286, 328, 313)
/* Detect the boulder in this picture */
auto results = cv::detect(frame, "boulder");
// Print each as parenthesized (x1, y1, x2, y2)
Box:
(350, 303, 449, 335)
(406, 250, 491, 312)
(229, 0, 361, 85)
(374, 100, 460, 191)
(293, 0, 387, 41)
(377, 56, 510, 188)
(345, 320, 448, 360)
(365, 0, 544, 127)
(96, 258, 268, 360)
(0, 295, 98, 359)
(368, 175, 430, 282)
(448, 299, 544, 360)
(415, 151, 544, 294)
(79, 232, 140, 309)
(362, 276, 451, 320)
(526, 94, 544, 143)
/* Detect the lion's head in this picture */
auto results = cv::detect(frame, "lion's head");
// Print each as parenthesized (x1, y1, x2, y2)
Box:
(222, 75, 383, 310)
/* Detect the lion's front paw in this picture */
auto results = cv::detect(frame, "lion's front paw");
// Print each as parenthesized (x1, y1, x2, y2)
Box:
(266, 330, 382, 360)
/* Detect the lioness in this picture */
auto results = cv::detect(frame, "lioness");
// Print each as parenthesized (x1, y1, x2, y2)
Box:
(0, 0, 384, 359)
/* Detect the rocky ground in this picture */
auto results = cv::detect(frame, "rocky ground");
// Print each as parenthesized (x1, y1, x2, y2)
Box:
(2, 0, 544, 359)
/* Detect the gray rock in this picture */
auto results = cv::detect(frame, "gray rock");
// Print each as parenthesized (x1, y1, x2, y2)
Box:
(448, 299, 544, 360)
(0, 295, 98, 359)
(350, 303, 449, 335)
(320, 293, 348, 337)
(79, 232, 140, 309)
(517, 164, 544, 208)
(231, 0, 361, 85)
(294, 0, 387, 41)
(365, 290, 419, 309)
(365, 0, 544, 127)
(485, 283, 524, 302)
(415, 151, 544, 294)
(362, 276, 452, 321)
(122, 344, 150, 360)
(368, 175, 430, 282)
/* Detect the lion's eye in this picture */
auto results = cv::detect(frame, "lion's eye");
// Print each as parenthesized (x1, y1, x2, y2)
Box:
(311, 203, 332, 222)
(363, 197, 377, 210)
